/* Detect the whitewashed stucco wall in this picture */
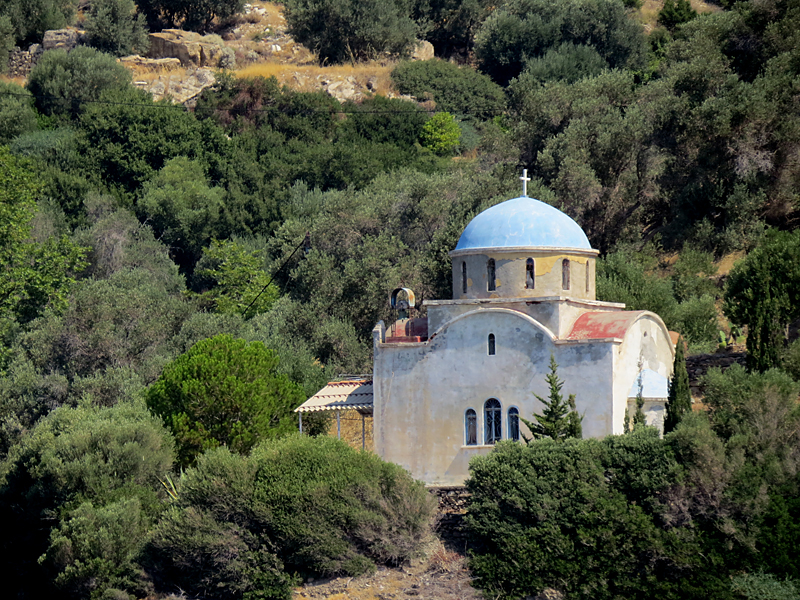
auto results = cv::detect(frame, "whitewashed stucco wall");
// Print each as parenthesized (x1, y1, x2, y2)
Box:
(374, 308, 618, 485)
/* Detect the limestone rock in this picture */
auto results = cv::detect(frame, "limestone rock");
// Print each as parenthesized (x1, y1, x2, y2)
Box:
(410, 40, 434, 61)
(119, 55, 182, 73)
(325, 79, 357, 102)
(147, 29, 226, 67)
(133, 67, 216, 107)
(42, 28, 84, 52)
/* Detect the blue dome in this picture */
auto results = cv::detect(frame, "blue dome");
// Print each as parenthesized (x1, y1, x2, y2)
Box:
(454, 196, 591, 251)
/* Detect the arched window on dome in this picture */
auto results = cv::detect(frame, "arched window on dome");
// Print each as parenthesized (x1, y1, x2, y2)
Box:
(585, 260, 590, 293)
(461, 261, 467, 294)
(487, 259, 496, 291)
(465, 409, 477, 445)
(485, 399, 502, 444)
(562, 259, 570, 291)
(526, 258, 535, 289)
(508, 407, 520, 442)
(488, 333, 496, 355)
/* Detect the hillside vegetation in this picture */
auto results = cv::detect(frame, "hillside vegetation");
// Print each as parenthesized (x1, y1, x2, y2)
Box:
(0, 0, 798, 598)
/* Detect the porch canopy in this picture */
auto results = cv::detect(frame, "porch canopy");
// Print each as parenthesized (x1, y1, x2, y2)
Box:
(295, 378, 373, 448)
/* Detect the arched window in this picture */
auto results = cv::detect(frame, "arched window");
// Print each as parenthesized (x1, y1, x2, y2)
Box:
(488, 333, 496, 355)
(465, 409, 477, 446)
(461, 261, 467, 294)
(526, 258, 535, 289)
(487, 258, 496, 291)
(484, 398, 501, 444)
(562, 259, 570, 290)
(508, 407, 520, 442)
(585, 260, 590, 293)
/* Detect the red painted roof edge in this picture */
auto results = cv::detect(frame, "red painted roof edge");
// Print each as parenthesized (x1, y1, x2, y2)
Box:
(566, 311, 648, 341)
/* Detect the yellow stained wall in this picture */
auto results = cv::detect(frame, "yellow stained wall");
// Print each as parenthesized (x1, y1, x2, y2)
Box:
(451, 251, 596, 301)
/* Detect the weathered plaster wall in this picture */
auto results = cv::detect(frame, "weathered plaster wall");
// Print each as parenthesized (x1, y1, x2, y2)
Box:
(425, 297, 624, 339)
(374, 308, 616, 485)
(450, 249, 597, 301)
(612, 315, 675, 434)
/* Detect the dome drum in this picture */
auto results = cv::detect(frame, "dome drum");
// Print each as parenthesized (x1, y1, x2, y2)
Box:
(452, 250, 597, 301)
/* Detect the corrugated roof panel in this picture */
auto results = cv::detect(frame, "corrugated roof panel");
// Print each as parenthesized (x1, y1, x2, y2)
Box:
(295, 380, 373, 413)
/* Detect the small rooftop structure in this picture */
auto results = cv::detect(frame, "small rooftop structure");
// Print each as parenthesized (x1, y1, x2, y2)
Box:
(295, 379, 373, 413)
(295, 378, 373, 449)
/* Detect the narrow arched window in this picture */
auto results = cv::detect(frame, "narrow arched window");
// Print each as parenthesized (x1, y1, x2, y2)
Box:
(562, 259, 570, 291)
(485, 398, 501, 444)
(508, 407, 520, 442)
(487, 258, 496, 291)
(461, 261, 467, 294)
(526, 258, 535, 289)
(465, 409, 477, 446)
(488, 333, 496, 355)
(585, 260, 590, 293)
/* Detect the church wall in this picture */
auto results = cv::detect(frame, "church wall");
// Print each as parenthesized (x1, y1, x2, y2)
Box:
(611, 315, 675, 434)
(450, 250, 596, 301)
(374, 309, 616, 485)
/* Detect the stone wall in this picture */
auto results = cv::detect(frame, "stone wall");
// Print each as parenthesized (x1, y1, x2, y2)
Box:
(429, 486, 470, 547)
(7, 46, 42, 78)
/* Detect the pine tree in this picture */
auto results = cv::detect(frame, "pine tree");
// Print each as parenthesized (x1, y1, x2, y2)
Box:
(664, 336, 691, 433)
(522, 354, 583, 441)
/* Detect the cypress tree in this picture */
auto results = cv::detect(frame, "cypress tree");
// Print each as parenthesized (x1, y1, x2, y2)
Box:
(664, 336, 691, 433)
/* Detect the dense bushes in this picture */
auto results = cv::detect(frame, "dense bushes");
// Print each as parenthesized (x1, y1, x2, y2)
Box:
(0, 401, 175, 599)
(27, 47, 132, 117)
(466, 363, 800, 600)
(148, 436, 436, 598)
(466, 429, 681, 600)
(284, 0, 418, 63)
(475, 0, 646, 84)
(391, 59, 506, 120)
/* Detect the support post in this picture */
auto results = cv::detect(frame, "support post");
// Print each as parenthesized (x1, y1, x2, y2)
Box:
(361, 413, 365, 450)
(337, 410, 341, 439)
(299, 412, 303, 434)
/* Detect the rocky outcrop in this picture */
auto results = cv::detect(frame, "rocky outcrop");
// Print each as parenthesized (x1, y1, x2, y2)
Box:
(42, 28, 84, 52)
(410, 39, 435, 61)
(119, 55, 182, 73)
(147, 29, 225, 67)
(132, 67, 216, 107)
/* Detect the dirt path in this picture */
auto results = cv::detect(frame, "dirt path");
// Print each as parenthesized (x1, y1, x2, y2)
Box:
(292, 540, 482, 600)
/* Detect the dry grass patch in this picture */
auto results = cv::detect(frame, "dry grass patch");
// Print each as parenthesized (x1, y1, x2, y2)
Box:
(235, 61, 397, 95)
(638, 0, 722, 31)
(0, 74, 27, 87)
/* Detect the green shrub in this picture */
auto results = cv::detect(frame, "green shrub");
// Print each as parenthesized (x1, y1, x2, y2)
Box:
(146, 334, 305, 467)
(148, 437, 435, 597)
(474, 0, 646, 84)
(40, 498, 152, 600)
(27, 47, 132, 118)
(284, 0, 418, 63)
(730, 572, 799, 600)
(420, 112, 461, 156)
(658, 0, 697, 30)
(674, 294, 719, 345)
(465, 430, 679, 599)
(0, 0, 74, 45)
(391, 59, 506, 120)
(0, 401, 174, 598)
(518, 42, 608, 84)
(84, 0, 150, 56)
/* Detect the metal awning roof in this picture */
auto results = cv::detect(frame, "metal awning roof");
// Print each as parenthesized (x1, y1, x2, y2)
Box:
(295, 380, 373, 413)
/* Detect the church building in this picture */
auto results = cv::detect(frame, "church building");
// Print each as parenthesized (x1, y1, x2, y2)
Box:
(298, 176, 677, 486)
